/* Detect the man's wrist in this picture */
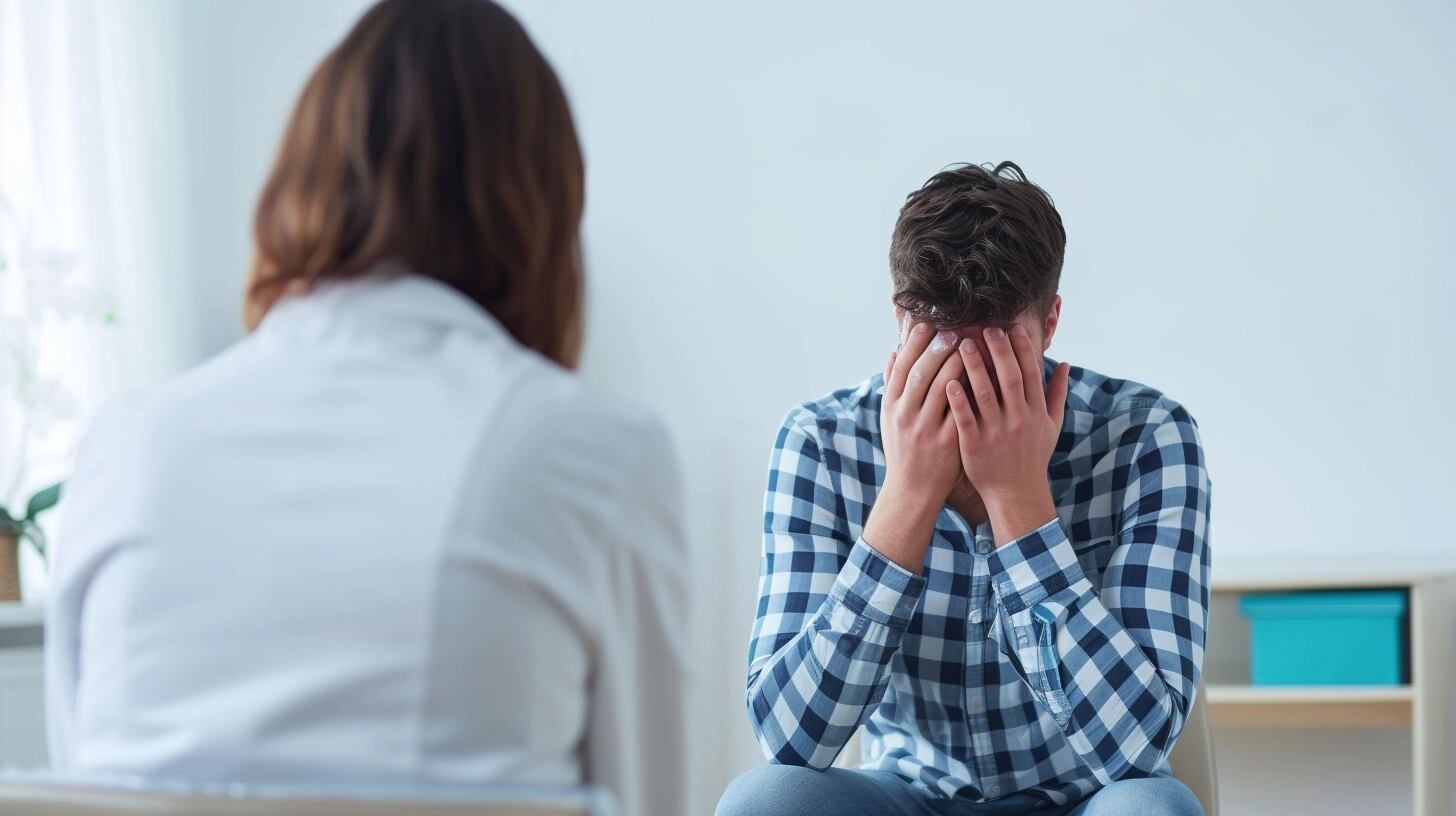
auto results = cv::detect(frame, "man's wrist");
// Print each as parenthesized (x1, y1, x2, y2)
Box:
(877, 475, 946, 518)
(863, 476, 945, 574)
(982, 482, 1057, 548)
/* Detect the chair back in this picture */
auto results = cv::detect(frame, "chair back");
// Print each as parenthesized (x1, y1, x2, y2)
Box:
(1167, 682, 1219, 816)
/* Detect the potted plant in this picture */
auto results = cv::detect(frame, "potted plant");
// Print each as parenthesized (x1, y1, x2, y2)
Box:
(0, 484, 61, 602)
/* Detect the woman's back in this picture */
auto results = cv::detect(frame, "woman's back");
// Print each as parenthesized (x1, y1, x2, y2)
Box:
(46, 274, 687, 812)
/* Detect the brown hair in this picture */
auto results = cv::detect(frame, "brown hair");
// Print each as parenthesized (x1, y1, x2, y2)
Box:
(247, 0, 585, 367)
(889, 161, 1065, 328)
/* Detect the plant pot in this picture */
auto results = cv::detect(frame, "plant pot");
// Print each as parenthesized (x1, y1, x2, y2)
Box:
(0, 532, 20, 602)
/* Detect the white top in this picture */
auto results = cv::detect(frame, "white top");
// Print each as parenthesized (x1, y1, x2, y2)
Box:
(44, 274, 688, 816)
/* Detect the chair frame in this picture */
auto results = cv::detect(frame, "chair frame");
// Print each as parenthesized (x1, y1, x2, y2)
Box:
(0, 774, 614, 816)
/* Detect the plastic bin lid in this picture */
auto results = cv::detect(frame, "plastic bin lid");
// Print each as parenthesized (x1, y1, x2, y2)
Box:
(1239, 589, 1406, 619)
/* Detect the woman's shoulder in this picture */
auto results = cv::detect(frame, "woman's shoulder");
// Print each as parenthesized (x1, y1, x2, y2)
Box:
(464, 350, 670, 483)
(454, 362, 685, 583)
(500, 361, 680, 493)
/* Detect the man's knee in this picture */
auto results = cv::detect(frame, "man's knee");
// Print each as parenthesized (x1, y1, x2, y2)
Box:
(715, 764, 840, 816)
(1079, 777, 1204, 816)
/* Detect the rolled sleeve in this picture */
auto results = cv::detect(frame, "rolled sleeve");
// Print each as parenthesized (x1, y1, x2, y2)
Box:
(988, 518, 1087, 614)
(831, 537, 926, 627)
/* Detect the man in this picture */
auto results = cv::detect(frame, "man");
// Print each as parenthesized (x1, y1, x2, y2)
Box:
(718, 163, 1210, 816)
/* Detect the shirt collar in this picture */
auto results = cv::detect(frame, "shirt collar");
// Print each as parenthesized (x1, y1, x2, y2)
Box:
(258, 266, 509, 343)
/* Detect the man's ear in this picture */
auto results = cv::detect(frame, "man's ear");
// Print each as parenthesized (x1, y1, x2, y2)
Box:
(1041, 296, 1062, 351)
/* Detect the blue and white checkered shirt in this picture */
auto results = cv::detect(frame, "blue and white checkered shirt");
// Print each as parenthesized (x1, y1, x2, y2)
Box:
(746, 357, 1211, 807)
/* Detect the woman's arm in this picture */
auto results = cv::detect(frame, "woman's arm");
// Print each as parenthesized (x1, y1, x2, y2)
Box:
(43, 401, 138, 769)
(585, 416, 689, 816)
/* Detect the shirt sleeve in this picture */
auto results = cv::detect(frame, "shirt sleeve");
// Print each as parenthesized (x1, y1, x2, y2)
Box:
(988, 403, 1211, 784)
(44, 401, 138, 770)
(745, 408, 926, 770)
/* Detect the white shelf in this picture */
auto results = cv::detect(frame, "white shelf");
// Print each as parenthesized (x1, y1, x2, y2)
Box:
(1211, 554, 1456, 593)
(0, 604, 43, 630)
(1207, 684, 1413, 704)
(1206, 684, 1414, 728)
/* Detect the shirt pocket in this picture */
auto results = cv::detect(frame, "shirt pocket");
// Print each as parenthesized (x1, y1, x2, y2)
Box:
(1030, 605, 1073, 728)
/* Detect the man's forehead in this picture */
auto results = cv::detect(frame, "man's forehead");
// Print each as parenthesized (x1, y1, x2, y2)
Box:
(898, 309, 1041, 338)
(936, 319, 1037, 336)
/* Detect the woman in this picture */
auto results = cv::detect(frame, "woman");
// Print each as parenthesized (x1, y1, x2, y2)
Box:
(43, 2, 687, 815)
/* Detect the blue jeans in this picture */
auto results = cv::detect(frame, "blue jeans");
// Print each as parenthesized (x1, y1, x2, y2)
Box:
(716, 765, 1204, 816)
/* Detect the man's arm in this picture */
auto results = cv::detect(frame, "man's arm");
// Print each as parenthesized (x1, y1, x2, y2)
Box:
(948, 325, 1211, 782)
(745, 323, 963, 768)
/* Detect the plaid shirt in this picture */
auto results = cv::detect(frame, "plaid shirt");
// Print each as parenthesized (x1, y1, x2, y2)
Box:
(746, 357, 1211, 807)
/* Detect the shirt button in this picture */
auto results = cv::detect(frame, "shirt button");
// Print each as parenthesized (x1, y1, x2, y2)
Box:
(968, 696, 984, 714)
(969, 609, 983, 624)
(987, 783, 1000, 797)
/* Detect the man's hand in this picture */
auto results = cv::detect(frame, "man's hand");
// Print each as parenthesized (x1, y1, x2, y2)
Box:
(946, 324, 1071, 547)
(862, 322, 965, 573)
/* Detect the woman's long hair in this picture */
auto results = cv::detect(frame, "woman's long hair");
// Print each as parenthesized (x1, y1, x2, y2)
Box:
(247, 0, 584, 367)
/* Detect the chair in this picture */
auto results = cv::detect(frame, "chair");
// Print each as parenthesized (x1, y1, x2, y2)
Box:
(0, 777, 611, 816)
(1168, 682, 1219, 816)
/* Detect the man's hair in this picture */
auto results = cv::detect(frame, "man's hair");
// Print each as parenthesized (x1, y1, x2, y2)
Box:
(889, 162, 1065, 328)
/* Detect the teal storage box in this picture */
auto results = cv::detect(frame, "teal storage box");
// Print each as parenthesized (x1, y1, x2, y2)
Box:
(1239, 590, 1407, 686)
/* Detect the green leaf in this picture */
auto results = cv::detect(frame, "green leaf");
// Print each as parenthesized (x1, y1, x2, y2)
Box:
(0, 506, 13, 526)
(20, 526, 47, 563)
(24, 482, 63, 522)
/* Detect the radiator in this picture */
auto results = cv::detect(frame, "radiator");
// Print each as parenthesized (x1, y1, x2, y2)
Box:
(0, 649, 47, 768)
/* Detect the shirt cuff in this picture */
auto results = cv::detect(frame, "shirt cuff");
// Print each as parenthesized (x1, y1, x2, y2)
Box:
(830, 537, 926, 628)
(989, 518, 1087, 614)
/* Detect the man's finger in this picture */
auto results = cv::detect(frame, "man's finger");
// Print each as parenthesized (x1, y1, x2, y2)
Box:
(1009, 324, 1045, 410)
(960, 339, 1001, 422)
(983, 327, 1024, 413)
(887, 323, 932, 398)
(901, 329, 959, 409)
(947, 380, 978, 437)
(922, 348, 965, 419)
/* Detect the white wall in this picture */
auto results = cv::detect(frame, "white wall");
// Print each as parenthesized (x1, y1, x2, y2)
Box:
(73, 1, 1456, 814)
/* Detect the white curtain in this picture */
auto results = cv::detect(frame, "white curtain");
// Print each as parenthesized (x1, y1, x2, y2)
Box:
(0, 0, 198, 597)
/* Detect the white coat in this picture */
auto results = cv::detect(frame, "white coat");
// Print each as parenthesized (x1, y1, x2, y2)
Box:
(45, 273, 688, 816)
